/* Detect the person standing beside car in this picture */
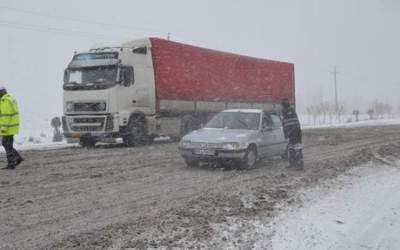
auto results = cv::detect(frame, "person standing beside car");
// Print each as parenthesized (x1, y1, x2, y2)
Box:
(0, 86, 23, 169)
(281, 98, 304, 170)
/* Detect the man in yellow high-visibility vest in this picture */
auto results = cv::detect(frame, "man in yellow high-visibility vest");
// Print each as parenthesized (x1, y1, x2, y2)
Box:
(0, 86, 23, 169)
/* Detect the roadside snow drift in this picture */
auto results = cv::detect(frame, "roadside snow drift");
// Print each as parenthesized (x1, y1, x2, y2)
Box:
(271, 164, 400, 250)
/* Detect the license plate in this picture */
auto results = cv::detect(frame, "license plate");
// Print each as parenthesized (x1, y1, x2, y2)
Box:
(194, 149, 215, 155)
(71, 133, 81, 138)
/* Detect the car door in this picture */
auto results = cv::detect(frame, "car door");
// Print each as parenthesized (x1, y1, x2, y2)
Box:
(259, 113, 277, 158)
(270, 114, 288, 156)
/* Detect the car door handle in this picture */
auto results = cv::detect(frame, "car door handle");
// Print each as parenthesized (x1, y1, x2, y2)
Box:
(132, 100, 137, 104)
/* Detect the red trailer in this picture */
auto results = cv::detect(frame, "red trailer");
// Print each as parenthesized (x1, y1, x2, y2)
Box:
(150, 38, 295, 113)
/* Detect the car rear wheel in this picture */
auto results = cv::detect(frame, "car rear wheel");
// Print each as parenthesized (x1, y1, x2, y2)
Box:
(240, 145, 257, 169)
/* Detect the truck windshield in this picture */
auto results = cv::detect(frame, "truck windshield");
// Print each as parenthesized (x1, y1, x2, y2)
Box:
(64, 66, 117, 90)
(205, 112, 260, 130)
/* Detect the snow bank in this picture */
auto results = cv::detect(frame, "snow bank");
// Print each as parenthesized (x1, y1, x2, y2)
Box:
(270, 165, 400, 250)
(302, 117, 400, 130)
(15, 114, 56, 146)
(1, 112, 71, 152)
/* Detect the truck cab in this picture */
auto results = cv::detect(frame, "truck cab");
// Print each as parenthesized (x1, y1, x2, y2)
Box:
(62, 38, 156, 147)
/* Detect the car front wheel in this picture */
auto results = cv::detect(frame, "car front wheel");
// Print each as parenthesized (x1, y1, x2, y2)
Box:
(240, 146, 257, 169)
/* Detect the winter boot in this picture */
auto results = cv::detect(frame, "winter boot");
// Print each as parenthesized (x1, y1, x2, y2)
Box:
(2, 162, 16, 170)
(287, 147, 296, 168)
(15, 157, 24, 167)
(294, 149, 304, 171)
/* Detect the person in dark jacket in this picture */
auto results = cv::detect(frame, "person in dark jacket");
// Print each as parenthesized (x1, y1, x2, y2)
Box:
(281, 98, 304, 170)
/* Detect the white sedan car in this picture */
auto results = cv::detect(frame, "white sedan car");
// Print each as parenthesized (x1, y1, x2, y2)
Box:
(179, 109, 288, 169)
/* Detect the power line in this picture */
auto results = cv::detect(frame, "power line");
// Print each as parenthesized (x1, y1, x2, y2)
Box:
(0, 5, 167, 34)
(0, 20, 180, 46)
(339, 70, 373, 82)
(0, 20, 111, 38)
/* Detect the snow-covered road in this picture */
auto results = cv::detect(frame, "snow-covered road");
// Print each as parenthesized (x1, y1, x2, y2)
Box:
(271, 164, 400, 250)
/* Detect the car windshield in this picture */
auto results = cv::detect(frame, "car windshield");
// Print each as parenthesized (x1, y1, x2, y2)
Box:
(64, 66, 117, 85)
(205, 112, 260, 130)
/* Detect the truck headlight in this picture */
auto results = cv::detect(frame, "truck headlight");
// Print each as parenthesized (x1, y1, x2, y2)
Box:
(222, 142, 243, 150)
(97, 102, 106, 111)
(66, 102, 74, 112)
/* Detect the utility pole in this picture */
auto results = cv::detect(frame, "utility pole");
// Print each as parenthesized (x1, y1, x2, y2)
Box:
(331, 66, 339, 121)
(167, 32, 171, 40)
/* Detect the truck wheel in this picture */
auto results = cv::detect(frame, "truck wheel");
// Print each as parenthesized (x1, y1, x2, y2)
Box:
(79, 138, 97, 148)
(123, 116, 148, 147)
(240, 145, 257, 169)
(184, 158, 200, 167)
(179, 115, 198, 137)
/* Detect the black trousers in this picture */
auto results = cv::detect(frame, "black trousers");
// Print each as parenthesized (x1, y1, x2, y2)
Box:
(2, 135, 21, 165)
(287, 128, 304, 168)
(288, 128, 302, 145)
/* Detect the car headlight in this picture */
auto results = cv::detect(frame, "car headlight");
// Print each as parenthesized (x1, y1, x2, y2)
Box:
(66, 102, 74, 112)
(222, 142, 243, 150)
(179, 140, 193, 148)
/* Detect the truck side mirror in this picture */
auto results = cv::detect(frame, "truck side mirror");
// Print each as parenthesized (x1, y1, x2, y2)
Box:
(63, 70, 68, 83)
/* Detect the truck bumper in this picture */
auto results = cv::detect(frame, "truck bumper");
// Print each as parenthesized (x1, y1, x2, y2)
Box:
(64, 132, 119, 140)
(62, 114, 120, 140)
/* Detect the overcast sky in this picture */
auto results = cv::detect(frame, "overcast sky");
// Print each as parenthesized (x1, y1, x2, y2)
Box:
(1, 0, 399, 117)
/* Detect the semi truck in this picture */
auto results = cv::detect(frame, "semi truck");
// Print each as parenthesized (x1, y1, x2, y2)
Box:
(62, 38, 295, 147)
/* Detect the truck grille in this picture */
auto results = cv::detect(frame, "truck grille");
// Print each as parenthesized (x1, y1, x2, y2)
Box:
(73, 117, 104, 123)
(67, 116, 106, 132)
(71, 102, 106, 112)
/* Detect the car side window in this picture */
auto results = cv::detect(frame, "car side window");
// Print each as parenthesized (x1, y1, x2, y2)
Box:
(262, 113, 273, 129)
(271, 114, 282, 128)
